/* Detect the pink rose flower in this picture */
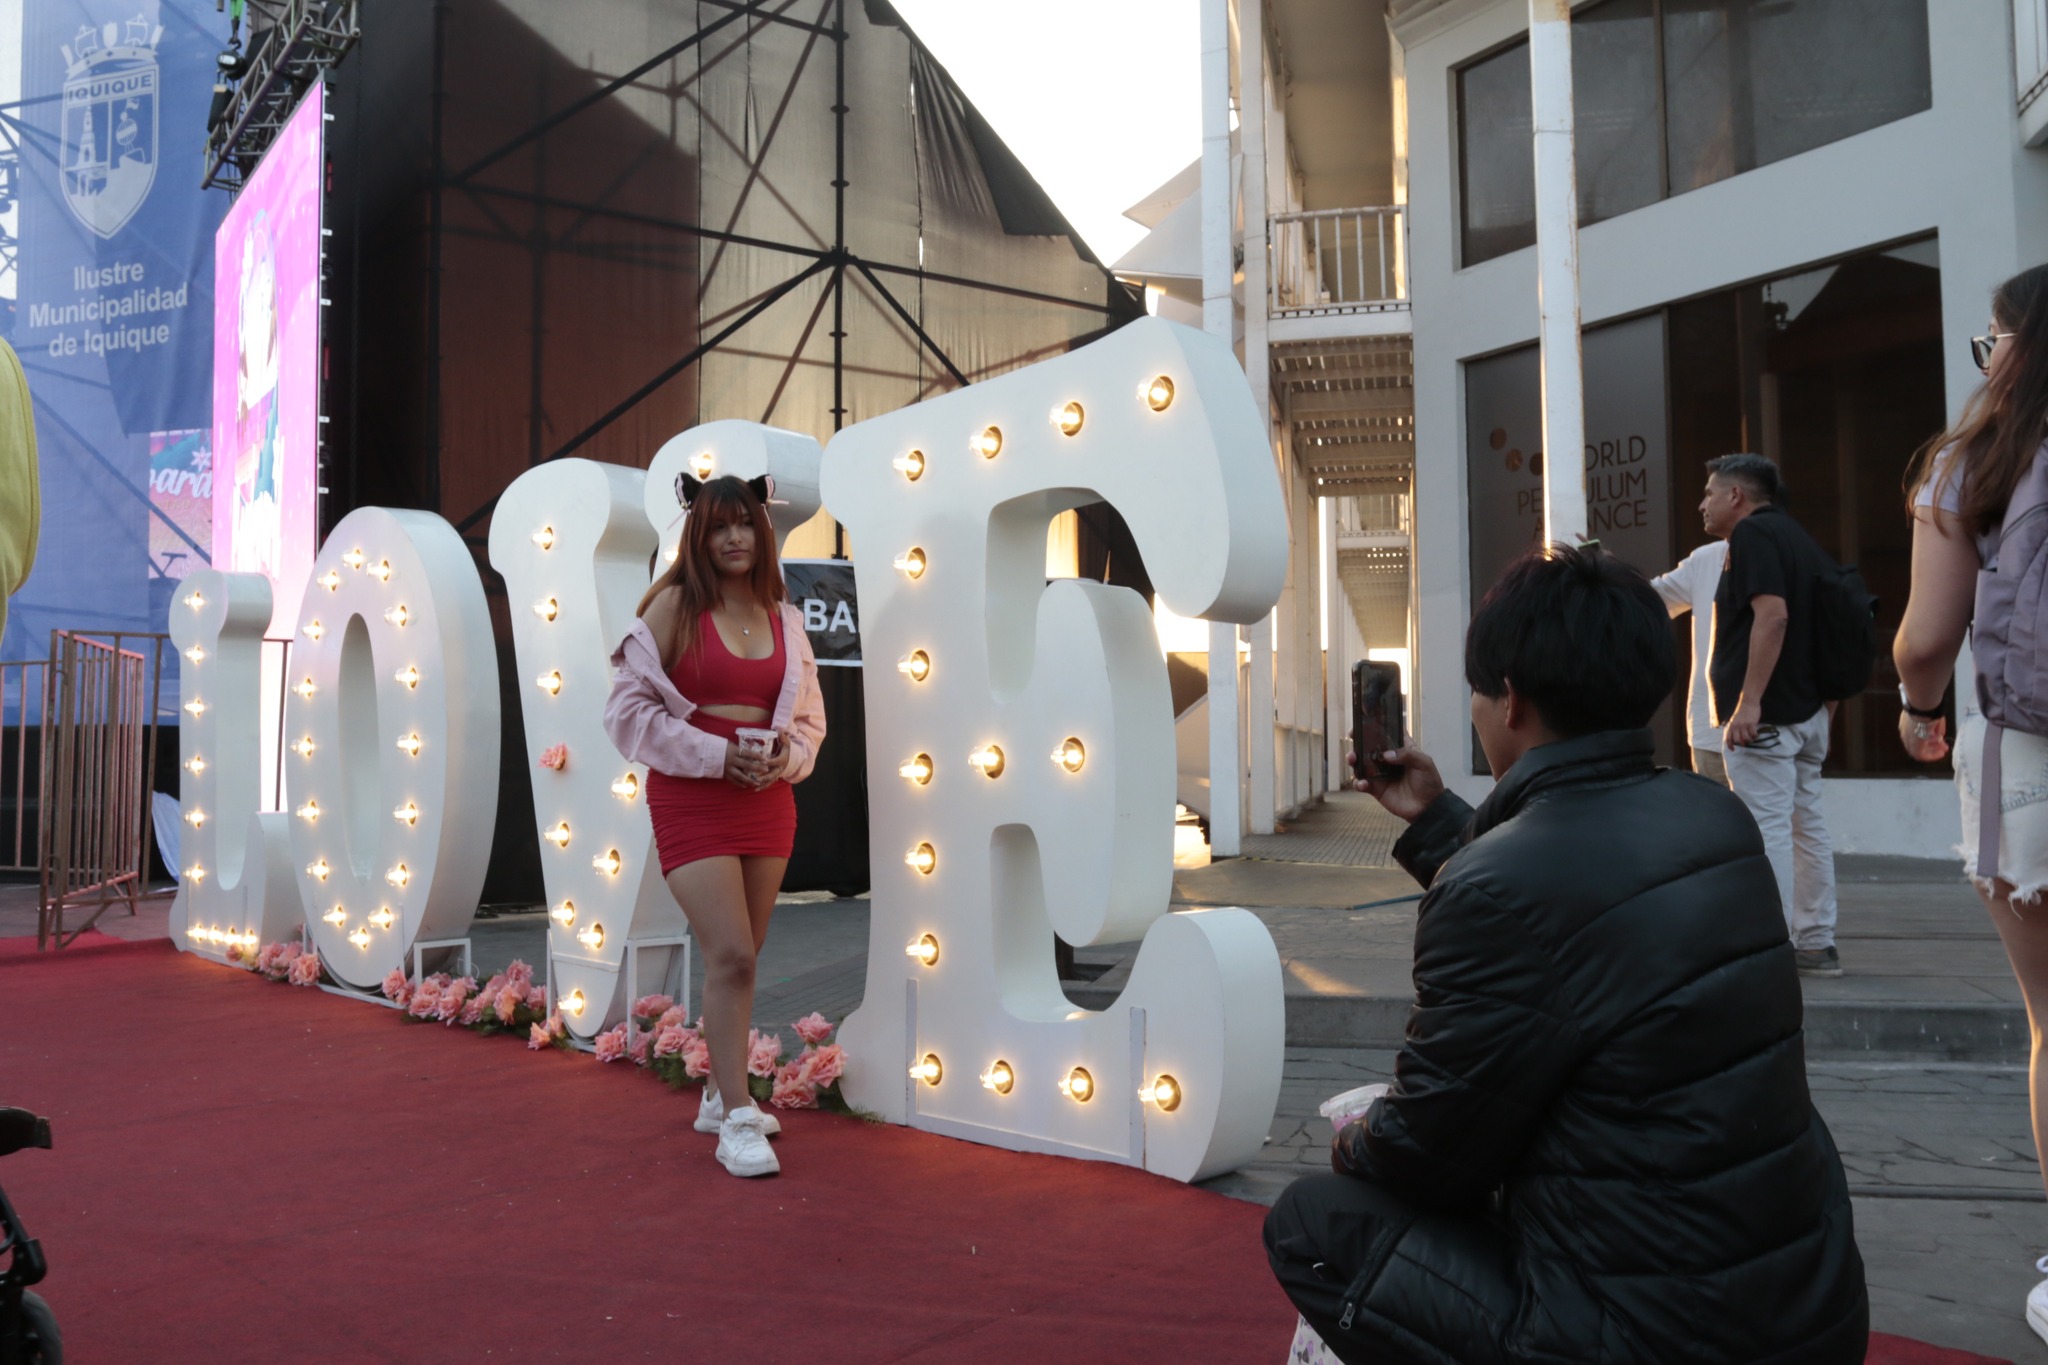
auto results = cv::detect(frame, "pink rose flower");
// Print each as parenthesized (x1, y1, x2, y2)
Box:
(493, 988, 521, 1025)
(806, 1043, 845, 1088)
(771, 1058, 819, 1109)
(681, 1034, 711, 1079)
(505, 959, 535, 986)
(287, 952, 321, 987)
(632, 993, 674, 1022)
(745, 1028, 784, 1078)
(458, 999, 484, 1026)
(381, 968, 409, 1002)
(630, 1031, 653, 1066)
(480, 972, 508, 1001)
(407, 980, 442, 1019)
(538, 743, 568, 770)
(435, 977, 475, 1024)
(254, 942, 283, 973)
(545, 1010, 565, 1039)
(225, 942, 245, 964)
(593, 1025, 628, 1063)
(528, 1022, 552, 1050)
(653, 1024, 690, 1058)
(654, 1006, 687, 1032)
(792, 1012, 833, 1046)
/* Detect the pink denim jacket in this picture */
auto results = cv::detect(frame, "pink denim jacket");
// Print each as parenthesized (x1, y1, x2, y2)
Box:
(602, 601, 826, 783)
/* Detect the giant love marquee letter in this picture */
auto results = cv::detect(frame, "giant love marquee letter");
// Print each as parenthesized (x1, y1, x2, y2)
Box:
(284, 508, 501, 990)
(824, 317, 1289, 1182)
(167, 569, 308, 957)
(487, 423, 822, 1037)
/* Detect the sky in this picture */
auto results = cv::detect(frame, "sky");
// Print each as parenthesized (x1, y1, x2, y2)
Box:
(885, 0, 1200, 266)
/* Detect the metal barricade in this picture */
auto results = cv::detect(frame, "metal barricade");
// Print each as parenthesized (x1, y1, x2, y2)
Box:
(1269, 206, 1408, 317)
(0, 656, 50, 873)
(36, 630, 170, 949)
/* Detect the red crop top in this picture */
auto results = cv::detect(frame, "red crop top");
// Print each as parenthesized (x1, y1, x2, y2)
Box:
(668, 610, 784, 713)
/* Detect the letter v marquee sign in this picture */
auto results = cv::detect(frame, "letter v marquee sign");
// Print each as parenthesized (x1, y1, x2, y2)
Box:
(824, 317, 1289, 1182)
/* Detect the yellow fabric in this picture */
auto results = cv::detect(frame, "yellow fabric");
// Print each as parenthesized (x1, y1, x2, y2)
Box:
(0, 337, 36, 645)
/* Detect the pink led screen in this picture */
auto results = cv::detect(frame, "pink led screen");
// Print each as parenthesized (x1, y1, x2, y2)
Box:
(211, 80, 322, 635)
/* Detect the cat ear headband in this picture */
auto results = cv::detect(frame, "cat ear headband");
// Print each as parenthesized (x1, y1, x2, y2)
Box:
(674, 472, 779, 509)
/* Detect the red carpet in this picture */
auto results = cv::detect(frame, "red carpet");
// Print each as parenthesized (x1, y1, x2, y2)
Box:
(0, 941, 2012, 1364)
(0, 927, 141, 960)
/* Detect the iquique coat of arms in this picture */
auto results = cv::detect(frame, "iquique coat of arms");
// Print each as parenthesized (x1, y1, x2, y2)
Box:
(61, 15, 162, 240)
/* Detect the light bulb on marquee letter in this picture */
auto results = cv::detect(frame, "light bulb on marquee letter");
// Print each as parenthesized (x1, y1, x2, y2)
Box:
(288, 507, 501, 990)
(491, 427, 822, 1039)
(167, 571, 307, 960)
(822, 316, 1289, 1183)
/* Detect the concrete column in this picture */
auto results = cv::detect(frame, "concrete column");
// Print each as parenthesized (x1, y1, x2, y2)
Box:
(1323, 496, 1347, 793)
(1240, 0, 1277, 837)
(1529, 0, 1587, 546)
(1201, 0, 1244, 855)
(1299, 462, 1321, 806)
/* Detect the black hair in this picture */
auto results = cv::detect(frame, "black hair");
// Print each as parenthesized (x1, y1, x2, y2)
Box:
(1705, 452, 1784, 506)
(1464, 544, 1676, 738)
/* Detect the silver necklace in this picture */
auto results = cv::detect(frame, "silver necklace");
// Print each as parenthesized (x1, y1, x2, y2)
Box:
(722, 603, 751, 636)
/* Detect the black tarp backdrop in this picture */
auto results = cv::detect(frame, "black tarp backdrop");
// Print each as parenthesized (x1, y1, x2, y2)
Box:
(318, 0, 1142, 900)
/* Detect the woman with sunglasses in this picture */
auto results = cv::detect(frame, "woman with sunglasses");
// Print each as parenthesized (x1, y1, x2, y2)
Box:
(1896, 262, 2048, 1345)
(605, 473, 826, 1180)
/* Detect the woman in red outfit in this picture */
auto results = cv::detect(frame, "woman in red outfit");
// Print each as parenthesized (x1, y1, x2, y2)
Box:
(617, 473, 826, 1178)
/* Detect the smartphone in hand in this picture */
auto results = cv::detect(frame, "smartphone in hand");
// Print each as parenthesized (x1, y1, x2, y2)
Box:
(1350, 660, 1406, 783)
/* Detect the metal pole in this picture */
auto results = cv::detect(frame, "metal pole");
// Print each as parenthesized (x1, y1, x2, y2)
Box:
(1199, 0, 1243, 856)
(1529, 0, 1587, 547)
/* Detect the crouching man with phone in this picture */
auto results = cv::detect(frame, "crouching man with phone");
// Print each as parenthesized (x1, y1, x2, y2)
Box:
(1264, 545, 1867, 1364)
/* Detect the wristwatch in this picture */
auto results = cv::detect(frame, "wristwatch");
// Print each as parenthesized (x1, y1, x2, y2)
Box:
(1898, 684, 1945, 720)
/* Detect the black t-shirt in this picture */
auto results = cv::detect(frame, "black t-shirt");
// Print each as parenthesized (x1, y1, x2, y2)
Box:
(1710, 505, 1826, 727)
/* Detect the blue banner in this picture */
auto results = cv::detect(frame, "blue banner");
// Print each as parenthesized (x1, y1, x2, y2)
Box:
(6, 0, 225, 685)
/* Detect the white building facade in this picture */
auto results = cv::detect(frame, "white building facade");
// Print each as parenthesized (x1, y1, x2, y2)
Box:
(1394, 0, 2048, 853)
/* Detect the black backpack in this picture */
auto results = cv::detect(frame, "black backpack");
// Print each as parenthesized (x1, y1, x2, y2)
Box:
(1811, 557, 1879, 703)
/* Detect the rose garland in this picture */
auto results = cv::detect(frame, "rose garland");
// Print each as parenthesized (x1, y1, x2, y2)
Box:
(241, 942, 848, 1113)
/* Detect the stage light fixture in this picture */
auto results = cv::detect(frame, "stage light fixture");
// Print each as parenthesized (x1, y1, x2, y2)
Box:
(386, 863, 409, 888)
(1053, 739, 1086, 773)
(593, 849, 621, 876)
(564, 989, 587, 1016)
(183, 590, 205, 610)
(369, 907, 395, 930)
(550, 900, 577, 928)
(905, 842, 937, 876)
(897, 650, 931, 683)
(1145, 376, 1175, 411)
(893, 449, 925, 481)
(370, 559, 392, 582)
(308, 859, 330, 881)
(183, 699, 206, 716)
(396, 733, 421, 757)
(394, 665, 419, 689)
(906, 933, 939, 967)
(1054, 401, 1084, 436)
(318, 570, 341, 592)
(690, 451, 715, 479)
(185, 756, 206, 775)
(394, 802, 419, 827)
(323, 906, 347, 926)
(893, 548, 927, 579)
(295, 677, 317, 699)
(385, 604, 410, 627)
(348, 927, 372, 950)
(1059, 1067, 1095, 1103)
(967, 745, 1005, 779)
(184, 808, 206, 828)
(899, 754, 932, 785)
(611, 773, 639, 801)
(185, 645, 205, 664)
(980, 1060, 1015, 1095)
(537, 670, 562, 696)
(1142, 1076, 1182, 1112)
(577, 924, 605, 950)
(910, 1054, 943, 1086)
(342, 548, 365, 571)
(544, 822, 571, 848)
(304, 620, 325, 641)
(531, 525, 555, 551)
(294, 736, 316, 758)
(296, 801, 318, 823)
(974, 426, 1003, 459)
(534, 597, 558, 622)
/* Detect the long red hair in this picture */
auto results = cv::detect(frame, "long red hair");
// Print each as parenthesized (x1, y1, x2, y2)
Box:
(635, 475, 785, 658)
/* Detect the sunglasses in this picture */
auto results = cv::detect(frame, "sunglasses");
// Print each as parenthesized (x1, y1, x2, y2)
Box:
(1972, 331, 2016, 371)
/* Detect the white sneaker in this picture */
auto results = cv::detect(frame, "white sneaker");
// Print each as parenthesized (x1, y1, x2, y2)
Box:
(716, 1107, 780, 1178)
(2028, 1258, 2048, 1346)
(695, 1083, 780, 1136)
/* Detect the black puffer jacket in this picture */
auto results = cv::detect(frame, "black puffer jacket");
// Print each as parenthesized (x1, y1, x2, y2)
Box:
(1338, 729, 1867, 1362)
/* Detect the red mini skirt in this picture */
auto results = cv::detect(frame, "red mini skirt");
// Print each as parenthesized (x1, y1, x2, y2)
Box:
(646, 710, 797, 874)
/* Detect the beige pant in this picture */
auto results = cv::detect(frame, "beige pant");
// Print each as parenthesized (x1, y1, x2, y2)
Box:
(1691, 748, 1727, 786)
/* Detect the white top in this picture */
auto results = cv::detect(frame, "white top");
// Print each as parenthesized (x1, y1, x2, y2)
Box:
(1651, 541, 1726, 752)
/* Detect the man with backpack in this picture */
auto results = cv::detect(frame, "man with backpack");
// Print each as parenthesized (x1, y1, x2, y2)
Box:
(1702, 452, 1852, 978)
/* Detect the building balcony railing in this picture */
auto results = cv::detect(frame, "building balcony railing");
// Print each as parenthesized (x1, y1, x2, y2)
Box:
(2021, 0, 2048, 120)
(1269, 206, 1407, 318)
